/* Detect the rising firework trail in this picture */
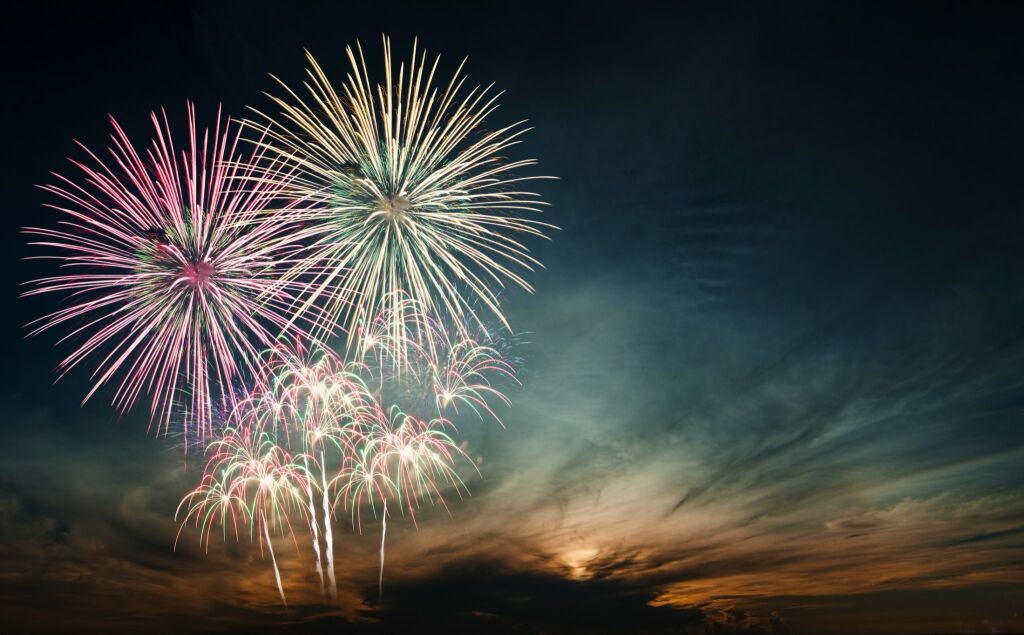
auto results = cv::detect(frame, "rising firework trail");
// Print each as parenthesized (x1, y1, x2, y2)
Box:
(248, 36, 556, 354)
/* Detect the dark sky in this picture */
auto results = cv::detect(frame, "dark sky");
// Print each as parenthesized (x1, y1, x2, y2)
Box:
(2, 2, 1024, 633)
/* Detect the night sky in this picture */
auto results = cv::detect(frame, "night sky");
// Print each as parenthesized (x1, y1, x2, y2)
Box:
(3, 2, 1024, 633)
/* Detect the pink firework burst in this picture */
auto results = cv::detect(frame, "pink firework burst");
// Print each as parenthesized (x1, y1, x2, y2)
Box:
(22, 102, 326, 443)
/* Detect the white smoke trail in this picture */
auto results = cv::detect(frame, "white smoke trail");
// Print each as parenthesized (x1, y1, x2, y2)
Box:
(261, 511, 288, 610)
(321, 449, 338, 600)
(303, 455, 326, 596)
(378, 498, 387, 606)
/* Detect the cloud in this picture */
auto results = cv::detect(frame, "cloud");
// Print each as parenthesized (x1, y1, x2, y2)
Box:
(4, 263, 1024, 634)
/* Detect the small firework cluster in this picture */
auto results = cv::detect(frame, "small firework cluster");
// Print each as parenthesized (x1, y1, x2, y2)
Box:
(177, 301, 513, 606)
(22, 37, 551, 607)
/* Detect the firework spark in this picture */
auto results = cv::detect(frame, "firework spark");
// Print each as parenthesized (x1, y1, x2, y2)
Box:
(430, 331, 518, 426)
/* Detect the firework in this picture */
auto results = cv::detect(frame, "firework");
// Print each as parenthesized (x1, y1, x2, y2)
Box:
(430, 331, 518, 426)
(248, 36, 555, 353)
(244, 340, 377, 599)
(215, 426, 308, 610)
(332, 403, 475, 603)
(175, 471, 250, 551)
(178, 329, 490, 606)
(354, 290, 438, 376)
(24, 34, 547, 614)
(178, 422, 310, 608)
(352, 292, 520, 424)
(22, 103, 329, 442)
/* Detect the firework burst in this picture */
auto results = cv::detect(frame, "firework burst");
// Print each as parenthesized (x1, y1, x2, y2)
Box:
(351, 292, 520, 424)
(246, 339, 377, 599)
(332, 403, 475, 603)
(431, 336, 517, 425)
(248, 36, 555, 353)
(22, 103, 327, 441)
(176, 423, 310, 608)
(24, 34, 550, 614)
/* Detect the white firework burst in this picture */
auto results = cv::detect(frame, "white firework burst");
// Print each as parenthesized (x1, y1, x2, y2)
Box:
(247, 36, 555, 355)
